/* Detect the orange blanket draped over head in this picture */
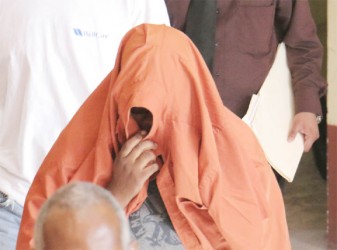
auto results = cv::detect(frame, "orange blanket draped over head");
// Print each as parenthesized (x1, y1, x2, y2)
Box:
(17, 24, 290, 250)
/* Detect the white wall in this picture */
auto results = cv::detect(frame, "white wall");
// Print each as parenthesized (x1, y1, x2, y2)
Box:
(328, 0, 337, 125)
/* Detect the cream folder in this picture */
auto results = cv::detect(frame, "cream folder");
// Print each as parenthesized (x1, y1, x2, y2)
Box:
(242, 43, 304, 182)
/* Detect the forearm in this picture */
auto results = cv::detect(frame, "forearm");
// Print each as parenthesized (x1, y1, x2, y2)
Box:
(281, 0, 327, 115)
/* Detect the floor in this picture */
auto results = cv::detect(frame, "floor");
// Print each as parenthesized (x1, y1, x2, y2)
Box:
(284, 151, 327, 250)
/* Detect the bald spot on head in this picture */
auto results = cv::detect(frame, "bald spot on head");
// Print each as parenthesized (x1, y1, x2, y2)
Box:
(42, 202, 124, 250)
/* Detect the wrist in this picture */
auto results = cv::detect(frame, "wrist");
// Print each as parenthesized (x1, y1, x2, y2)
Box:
(316, 114, 323, 124)
(107, 184, 129, 208)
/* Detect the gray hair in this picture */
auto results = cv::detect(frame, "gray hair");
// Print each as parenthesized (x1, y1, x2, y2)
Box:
(34, 181, 130, 250)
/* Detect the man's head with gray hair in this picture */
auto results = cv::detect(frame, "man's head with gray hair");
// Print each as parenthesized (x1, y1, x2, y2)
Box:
(34, 181, 135, 250)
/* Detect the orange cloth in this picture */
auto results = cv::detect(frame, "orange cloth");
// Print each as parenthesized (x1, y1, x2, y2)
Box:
(17, 24, 290, 250)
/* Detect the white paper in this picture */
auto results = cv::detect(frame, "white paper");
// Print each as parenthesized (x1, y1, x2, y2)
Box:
(242, 43, 304, 182)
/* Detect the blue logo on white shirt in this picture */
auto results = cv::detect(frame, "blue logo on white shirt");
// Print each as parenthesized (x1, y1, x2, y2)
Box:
(73, 28, 108, 39)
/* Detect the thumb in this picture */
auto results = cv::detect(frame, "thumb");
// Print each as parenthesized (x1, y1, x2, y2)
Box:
(288, 125, 298, 142)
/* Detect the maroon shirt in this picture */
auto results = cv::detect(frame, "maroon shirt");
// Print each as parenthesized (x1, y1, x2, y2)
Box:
(165, 0, 327, 117)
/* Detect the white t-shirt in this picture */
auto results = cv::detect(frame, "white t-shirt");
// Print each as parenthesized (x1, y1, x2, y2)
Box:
(0, 0, 169, 206)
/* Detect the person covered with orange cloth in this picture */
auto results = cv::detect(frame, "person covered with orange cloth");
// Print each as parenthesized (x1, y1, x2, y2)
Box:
(17, 24, 290, 250)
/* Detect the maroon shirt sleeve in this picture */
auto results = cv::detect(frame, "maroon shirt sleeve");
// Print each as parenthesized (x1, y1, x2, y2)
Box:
(276, 0, 327, 115)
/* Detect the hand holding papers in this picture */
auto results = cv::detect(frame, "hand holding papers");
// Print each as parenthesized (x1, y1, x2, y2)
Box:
(242, 43, 304, 182)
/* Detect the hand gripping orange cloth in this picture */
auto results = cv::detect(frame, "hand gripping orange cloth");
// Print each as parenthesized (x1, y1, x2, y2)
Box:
(17, 24, 290, 250)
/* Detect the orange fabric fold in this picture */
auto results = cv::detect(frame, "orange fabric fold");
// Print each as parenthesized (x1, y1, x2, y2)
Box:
(17, 24, 290, 250)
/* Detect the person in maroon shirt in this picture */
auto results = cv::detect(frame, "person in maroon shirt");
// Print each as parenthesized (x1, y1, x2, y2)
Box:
(164, 0, 327, 155)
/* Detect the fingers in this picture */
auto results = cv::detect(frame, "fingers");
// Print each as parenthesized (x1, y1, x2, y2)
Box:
(287, 128, 297, 142)
(303, 130, 320, 152)
(134, 150, 157, 168)
(129, 140, 157, 163)
(119, 131, 146, 158)
(289, 127, 319, 152)
(115, 130, 158, 172)
(288, 112, 320, 152)
(140, 163, 160, 181)
(303, 137, 314, 152)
